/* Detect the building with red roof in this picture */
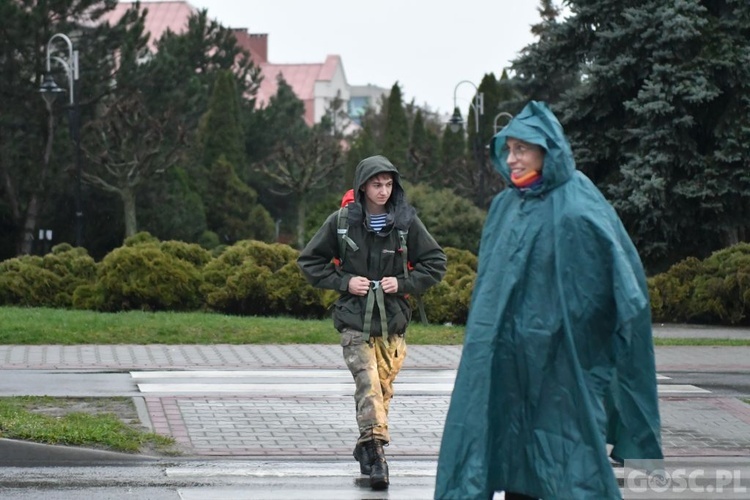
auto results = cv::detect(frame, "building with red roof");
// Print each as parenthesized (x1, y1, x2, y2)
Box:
(101, 1, 386, 128)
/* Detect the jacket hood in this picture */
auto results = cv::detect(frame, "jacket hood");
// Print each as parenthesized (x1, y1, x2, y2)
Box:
(350, 155, 414, 230)
(352, 155, 406, 208)
(489, 101, 575, 192)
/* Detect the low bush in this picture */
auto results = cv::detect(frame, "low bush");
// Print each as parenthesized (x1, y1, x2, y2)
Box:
(0, 245, 96, 307)
(92, 236, 203, 311)
(422, 247, 477, 325)
(649, 243, 750, 325)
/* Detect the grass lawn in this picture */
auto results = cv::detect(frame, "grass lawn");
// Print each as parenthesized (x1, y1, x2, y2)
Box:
(1, 306, 748, 346)
(0, 306, 464, 345)
(0, 396, 178, 455)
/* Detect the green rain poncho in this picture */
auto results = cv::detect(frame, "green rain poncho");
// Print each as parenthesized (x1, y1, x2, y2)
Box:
(434, 101, 662, 499)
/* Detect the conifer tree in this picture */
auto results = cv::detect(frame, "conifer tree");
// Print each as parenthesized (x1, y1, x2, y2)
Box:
(199, 71, 273, 243)
(382, 82, 410, 169)
(512, 0, 750, 269)
(408, 110, 440, 184)
(200, 70, 246, 173)
(205, 155, 273, 243)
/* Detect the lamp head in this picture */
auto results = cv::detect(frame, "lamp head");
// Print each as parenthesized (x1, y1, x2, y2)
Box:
(448, 108, 464, 133)
(39, 74, 65, 107)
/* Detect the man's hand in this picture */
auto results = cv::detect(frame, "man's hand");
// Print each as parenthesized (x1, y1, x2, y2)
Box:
(380, 277, 399, 294)
(348, 276, 371, 296)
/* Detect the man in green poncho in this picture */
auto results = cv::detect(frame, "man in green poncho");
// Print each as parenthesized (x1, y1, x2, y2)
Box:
(434, 101, 662, 499)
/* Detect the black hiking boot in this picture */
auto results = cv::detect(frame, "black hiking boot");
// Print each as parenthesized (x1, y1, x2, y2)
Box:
(368, 439, 389, 490)
(353, 442, 373, 475)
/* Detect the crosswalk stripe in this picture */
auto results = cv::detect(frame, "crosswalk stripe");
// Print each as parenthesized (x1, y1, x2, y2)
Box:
(131, 369, 457, 379)
(136, 382, 456, 394)
(130, 370, 708, 395)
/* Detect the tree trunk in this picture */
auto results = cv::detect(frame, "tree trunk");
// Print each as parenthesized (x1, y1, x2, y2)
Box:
(19, 108, 55, 255)
(296, 195, 307, 249)
(121, 187, 137, 238)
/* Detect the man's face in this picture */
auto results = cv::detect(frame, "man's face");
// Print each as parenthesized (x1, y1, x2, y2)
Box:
(362, 173, 393, 211)
(505, 138, 544, 179)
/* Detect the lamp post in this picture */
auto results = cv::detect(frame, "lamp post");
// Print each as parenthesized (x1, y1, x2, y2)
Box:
(493, 112, 514, 134)
(448, 80, 485, 205)
(39, 33, 83, 248)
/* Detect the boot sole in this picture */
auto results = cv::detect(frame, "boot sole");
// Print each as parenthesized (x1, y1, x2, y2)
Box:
(370, 476, 389, 490)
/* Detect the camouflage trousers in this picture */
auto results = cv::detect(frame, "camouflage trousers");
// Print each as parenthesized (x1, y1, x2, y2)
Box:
(340, 328, 407, 445)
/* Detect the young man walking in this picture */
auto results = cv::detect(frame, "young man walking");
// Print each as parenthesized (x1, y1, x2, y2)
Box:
(298, 155, 446, 490)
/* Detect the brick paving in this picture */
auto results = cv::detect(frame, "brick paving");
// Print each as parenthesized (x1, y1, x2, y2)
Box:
(1, 333, 749, 461)
(146, 394, 448, 458)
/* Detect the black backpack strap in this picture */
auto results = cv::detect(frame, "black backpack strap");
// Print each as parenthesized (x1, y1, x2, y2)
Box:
(336, 205, 358, 266)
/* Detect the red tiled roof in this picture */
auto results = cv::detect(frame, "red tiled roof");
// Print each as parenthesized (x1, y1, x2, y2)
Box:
(319, 55, 342, 81)
(100, 1, 197, 51)
(100, 1, 344, 126)
(256, 56, 343, 125)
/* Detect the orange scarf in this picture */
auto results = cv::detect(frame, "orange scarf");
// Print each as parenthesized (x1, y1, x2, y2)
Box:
(511, 170, 542, 188)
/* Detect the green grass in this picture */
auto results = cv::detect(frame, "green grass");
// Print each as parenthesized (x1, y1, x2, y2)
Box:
(0, 306, 465, 345)
(0, 396, 177, 454)
(0, 306, 747, 346)
(653, 338, 750, 346)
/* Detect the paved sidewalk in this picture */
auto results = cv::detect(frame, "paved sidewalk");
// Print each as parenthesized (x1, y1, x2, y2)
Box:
(1, 344, 749, 371)
(0, 324, 748, 463)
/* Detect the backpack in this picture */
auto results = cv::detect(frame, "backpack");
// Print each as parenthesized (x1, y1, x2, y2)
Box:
(335, 189, 428, 324)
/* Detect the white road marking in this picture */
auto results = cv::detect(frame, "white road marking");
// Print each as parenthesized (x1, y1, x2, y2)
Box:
(131, 370, 708, 395)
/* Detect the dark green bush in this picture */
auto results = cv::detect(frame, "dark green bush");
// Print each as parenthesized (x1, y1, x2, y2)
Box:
(689, 243, 750, 325)
(649, 243, 750, 325)
(202, 239, 300, 315)
(0, 245, 96, 307)
(266, 261, 334, 318)
(160, 240, 213, 268)
(123, 231, 159, 247)
(0, 256, 65, 307)
(93, 242, 203, 312)
(648, 257, 703, 323)
(422, 247, 476, 324)
(405, 183, 486, 254)
(205, 260, 272, 315)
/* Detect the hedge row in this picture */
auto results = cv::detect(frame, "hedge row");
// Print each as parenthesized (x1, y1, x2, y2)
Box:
(3, 235, 747, 326)
(0, 233, 476, 324)
(648, 242, 750, 326)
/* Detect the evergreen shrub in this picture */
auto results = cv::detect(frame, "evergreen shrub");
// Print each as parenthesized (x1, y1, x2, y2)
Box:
(0, 245, 96, 307)
(202, 239, 301, 315)
(266, 261, 335, 318)
(422, 247, 477, 324)
(649, 243, 750, 325)
(160, 240, 212, 268)
(92, 237, 203, 311)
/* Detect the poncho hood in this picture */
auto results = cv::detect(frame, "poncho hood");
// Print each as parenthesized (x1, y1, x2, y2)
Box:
(490, 100, 575, 193)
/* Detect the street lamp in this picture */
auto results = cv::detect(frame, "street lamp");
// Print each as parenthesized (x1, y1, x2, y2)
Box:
(448, 80, 485, 205)
(39, 33, 83, 248)
(448, 80, 484, 135)
(493, 112, 514, 134)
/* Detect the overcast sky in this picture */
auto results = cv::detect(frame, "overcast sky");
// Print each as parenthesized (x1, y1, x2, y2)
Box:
(188, 1, 542, 116)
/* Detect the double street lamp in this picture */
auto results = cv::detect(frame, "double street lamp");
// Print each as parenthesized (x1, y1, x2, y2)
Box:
(493, 111, 513, 134)
(448, 80, 486, 205)
(39, 33, 84, 248)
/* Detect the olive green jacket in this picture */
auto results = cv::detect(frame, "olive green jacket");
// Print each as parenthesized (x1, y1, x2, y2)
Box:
(297, 155, 446, 335)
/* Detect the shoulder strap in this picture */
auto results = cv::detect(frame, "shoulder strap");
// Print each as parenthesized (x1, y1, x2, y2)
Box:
(336, 205, 358, 266)
(398, 229, 409, 278)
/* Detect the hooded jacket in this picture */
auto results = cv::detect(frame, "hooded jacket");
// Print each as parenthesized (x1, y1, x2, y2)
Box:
(434, 102, 662, 499)
(297, 155, 446, 335)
